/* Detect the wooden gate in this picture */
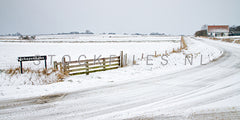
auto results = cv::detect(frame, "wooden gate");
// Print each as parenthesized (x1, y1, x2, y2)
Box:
(54, 55, 122, 75)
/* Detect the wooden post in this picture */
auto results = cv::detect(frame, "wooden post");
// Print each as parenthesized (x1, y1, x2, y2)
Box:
(20, 61, 23, 74)
(86, 61, 89, 75)
(53, 61, 58, 70)
(118, 56, 121, 67)
(60, 62, 62, 72)
(120, 51, 123, 67)
(103, 58, 106, 71)
(180, 36, 183, 50)
(65, 62, 69, 75)
(133, 55, 136, 65)
(124, 54, 127, 66)
(155, 51, 157, 57)
(63, 57, 66, 73)
(141, 53, 144, 60)
(44, 59, 47, 69)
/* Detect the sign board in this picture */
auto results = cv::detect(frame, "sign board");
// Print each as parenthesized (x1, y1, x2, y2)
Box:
(18, 55, 47, 74)
(18, 56, 47, 62)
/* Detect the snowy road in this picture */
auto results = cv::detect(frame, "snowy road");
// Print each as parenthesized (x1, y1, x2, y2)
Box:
(1, 38, 240, 120)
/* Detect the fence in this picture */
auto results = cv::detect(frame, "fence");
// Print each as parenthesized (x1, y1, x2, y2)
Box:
(53, 37, 186, 76)
(54, 52, 124, 75)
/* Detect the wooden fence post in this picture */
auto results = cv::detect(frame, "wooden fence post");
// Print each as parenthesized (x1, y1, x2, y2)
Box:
(103, 58, 106, 71)
(63, 57, 67, 74)
(124, 54, 127, 66)
(65, 62, 69, 75)
(86, 61, 89, 75)
(60, 62, 63, 73)
(180, 36, 183, 50)
(120, 51, 123, 67)
(165, 50, 168, 56)
(53, 61, 58, 70)
(141, 53, 144, 60)
(155, 51, 157, 57)
(118, 56, 121, 67)
(133, 55, 136, 65)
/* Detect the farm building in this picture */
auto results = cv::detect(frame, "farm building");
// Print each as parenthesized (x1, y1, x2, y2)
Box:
(207, 25, 229, 37)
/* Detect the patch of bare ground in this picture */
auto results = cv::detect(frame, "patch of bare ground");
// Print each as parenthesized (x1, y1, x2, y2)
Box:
(33, 93, 66, 104)
(0, 93, 66, 110)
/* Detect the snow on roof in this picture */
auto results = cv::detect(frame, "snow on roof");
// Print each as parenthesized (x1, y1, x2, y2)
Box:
(208, 25, 229, 33)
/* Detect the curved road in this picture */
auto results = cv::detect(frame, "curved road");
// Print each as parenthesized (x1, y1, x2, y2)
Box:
(1, 37, 240, 120)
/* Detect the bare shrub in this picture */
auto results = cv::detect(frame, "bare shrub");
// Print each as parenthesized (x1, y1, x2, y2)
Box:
(19, 35, 36, 40)
(211, 37, 220, 40)
(222, 38, 234, 43)
(5, 68, 21, 76)
(57, 73, 65, 82)
(171, 48, 181, 53)
(181, 36, 188, 50)
(235, 40, 240, 44)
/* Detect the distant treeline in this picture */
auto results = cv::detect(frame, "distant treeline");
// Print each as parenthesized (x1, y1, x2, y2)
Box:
(1, 30, 166, 36)
(57, 30, 94, 35)
(229, 26, 240, 36)
(194, 30, 207, 37)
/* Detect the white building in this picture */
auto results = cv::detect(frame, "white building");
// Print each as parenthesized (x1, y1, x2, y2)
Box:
(207, 25, 229, 37)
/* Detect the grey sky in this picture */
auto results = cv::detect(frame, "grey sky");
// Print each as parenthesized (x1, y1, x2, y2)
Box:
(0, 0, 239, 35)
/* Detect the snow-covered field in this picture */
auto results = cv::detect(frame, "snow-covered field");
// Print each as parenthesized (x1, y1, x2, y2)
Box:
(215, 36, 240, 44)
(216, 35, 240, 39)
(0, 36, 221, 87)
(0, 42, 180, 69)
(0, 35, 240, 120)
(0, 40, 180, 86)
(0, 35, 180, 42)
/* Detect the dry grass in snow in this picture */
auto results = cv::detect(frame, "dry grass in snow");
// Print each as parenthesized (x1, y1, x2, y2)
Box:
(0, 68, 66, 86)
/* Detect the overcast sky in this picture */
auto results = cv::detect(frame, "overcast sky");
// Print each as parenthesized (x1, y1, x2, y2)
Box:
(0, 0, 239, 35)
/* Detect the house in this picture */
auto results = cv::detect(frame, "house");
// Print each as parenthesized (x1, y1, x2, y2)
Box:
(207, 25, 229, 37)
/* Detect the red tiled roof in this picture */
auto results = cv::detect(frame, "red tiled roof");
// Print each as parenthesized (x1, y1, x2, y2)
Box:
(208, 25, 229, 33)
